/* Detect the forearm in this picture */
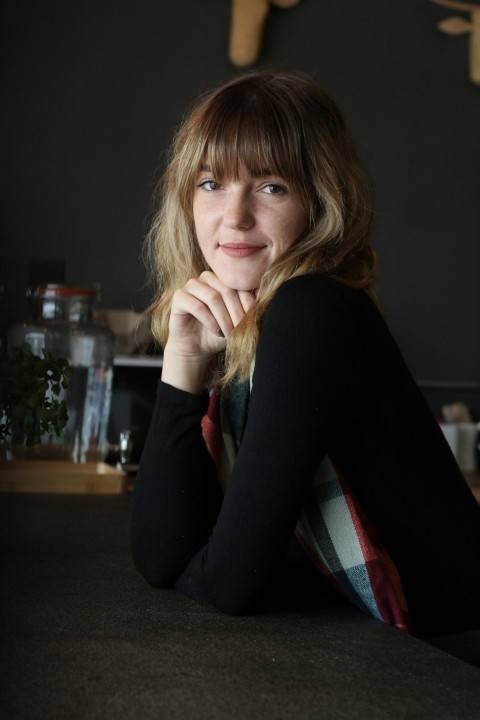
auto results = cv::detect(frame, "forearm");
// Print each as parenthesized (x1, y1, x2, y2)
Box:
(130, 381, 223, 587)
(132, 277, 349, 613)
(174, 285, 346, 614)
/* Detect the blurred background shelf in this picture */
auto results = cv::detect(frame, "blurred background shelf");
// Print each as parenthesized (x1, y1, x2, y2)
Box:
(113, 354, 163, 368)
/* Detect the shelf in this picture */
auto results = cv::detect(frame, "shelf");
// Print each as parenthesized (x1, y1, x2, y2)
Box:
(113, 354, 163, 368)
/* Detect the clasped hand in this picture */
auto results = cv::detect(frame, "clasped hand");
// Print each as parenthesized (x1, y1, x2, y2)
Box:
(161, 271, 256, 393)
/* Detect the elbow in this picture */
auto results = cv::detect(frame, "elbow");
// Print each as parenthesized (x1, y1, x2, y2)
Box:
(202, 570, 272, 616)
(133, 558, 176, 589)
(208, 584, 262, 615)
(210, 597, 252, 616)
(130, 540, 178, 589)
(130, 520, 189, 589)
(207, 590, 268, 616)
(175, 574, 262, 616)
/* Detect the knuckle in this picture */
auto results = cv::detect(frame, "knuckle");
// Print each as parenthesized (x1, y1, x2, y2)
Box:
(199, 270, 214, 282)
(184, 278, 198, 292)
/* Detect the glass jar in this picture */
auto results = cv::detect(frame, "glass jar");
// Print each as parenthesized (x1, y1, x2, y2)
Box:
(8, 284, 114, 462)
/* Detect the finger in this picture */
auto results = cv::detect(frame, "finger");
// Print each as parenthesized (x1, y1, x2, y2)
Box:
(171, 286, 226, 340)
(238, 289, 256, 314)
(183, 278, 236, 336)
(198, 272, 251, 331)
(174, 279, 244, 347)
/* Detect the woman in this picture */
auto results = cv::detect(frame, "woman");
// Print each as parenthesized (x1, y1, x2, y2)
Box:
(131, 70, 480, 638)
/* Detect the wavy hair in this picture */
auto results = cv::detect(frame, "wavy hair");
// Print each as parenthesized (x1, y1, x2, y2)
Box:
(144, 70, 376, 386)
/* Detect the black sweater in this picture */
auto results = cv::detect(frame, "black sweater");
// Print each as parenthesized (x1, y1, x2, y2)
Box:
(131, 274, 480, 636)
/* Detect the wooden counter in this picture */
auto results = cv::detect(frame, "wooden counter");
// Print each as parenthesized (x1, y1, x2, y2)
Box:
(0, 459, 126, 494)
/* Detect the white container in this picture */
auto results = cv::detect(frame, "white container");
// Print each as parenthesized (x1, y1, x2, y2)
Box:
(440, 422, 479, 472)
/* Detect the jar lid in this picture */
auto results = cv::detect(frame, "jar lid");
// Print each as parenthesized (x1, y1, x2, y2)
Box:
(27, 284, 98, 299)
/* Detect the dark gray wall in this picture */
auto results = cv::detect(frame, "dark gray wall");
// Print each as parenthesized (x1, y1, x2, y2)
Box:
(2, 0, 479, 415)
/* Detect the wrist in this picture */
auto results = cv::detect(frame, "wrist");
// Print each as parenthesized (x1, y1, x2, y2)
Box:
(161, 343, 215, 395)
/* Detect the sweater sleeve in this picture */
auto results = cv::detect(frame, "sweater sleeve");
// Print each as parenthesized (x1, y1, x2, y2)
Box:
(130, 382, 223, 587)
(172, 275, 356, 613)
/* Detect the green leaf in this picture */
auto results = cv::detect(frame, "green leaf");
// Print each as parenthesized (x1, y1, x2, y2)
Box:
(0, 340, 71, 445)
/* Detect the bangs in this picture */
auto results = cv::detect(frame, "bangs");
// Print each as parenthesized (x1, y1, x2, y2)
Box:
(192, 87, 305, 185)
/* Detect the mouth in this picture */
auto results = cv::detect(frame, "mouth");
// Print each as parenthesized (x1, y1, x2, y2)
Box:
(220, 243, 265, 258)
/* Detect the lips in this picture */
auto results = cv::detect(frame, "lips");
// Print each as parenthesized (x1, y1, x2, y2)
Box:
(220, 243, 265, 258)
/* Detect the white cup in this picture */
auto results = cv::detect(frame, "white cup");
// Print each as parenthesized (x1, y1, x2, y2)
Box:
(440, 422, 479, 472)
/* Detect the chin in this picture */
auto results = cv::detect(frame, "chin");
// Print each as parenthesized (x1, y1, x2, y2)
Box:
(218, 272, 262, 293)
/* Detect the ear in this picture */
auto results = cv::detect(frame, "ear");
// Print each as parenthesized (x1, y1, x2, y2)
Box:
(229, 0, 270, 68)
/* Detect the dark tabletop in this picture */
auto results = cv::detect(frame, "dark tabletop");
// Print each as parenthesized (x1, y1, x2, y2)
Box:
(1, 492, 479, 720)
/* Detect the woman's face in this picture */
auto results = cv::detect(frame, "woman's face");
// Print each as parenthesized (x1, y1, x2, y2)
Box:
(192, 165, 308, 292)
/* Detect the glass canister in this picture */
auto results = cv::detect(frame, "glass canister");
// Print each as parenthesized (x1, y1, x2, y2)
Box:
(8, 284, 114, 462)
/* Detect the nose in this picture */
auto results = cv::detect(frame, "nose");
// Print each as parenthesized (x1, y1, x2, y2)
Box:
(223, 190, 255, 230)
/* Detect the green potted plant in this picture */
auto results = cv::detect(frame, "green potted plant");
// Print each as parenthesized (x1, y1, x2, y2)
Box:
(0, 339, 72, 458)
(0, 286, 125, 493)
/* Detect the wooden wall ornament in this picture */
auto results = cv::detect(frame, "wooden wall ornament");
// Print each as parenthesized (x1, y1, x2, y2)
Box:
(431, 0, 480, 84)
(229, 0, 302, 68)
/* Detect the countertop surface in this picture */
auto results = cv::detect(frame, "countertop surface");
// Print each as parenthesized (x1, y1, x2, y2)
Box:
(1, 492, 479, 720)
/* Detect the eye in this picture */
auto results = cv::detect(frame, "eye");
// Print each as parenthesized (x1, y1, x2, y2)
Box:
(262, 183, 286, 195)
(198, 179, 221, 191)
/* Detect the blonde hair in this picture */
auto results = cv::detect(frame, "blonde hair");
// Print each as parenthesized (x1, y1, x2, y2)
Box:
(144, 70, 376, 386)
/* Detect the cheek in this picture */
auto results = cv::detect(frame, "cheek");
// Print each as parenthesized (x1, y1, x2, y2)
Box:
(280, 212, 308, 249)
(293, 205, 309, 234)
(196, 235, 212, 267)
(192, 205, 202, 238)
(193, 203, 216, 239)
(193, 210, 209, 252)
